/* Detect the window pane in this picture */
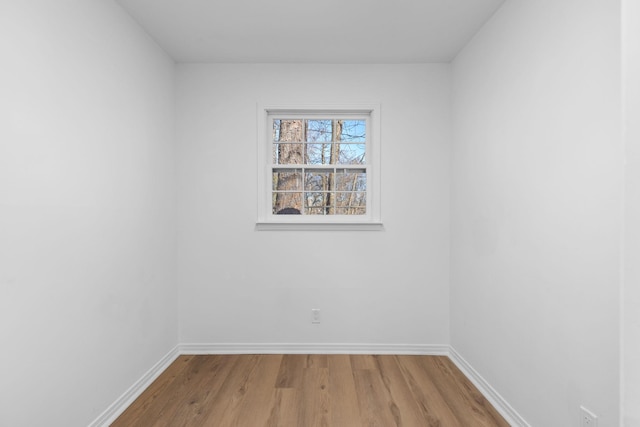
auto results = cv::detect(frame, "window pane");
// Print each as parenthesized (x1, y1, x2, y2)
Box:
(337, 144, 366, 164)
(272, 119, 280, 142)
(340, 120, 366, 142)
(306, 206, 327, 215)
(274, 119, 304, 142)
(335, 206, 366, 215)
(305, 143, 332, 164)
(273, 192, 302, 214)
(335, 191, 367, 215)
(306, 120, 332, 142)
(304, 192, 332, 215)
(335, 170, 366, 192)
(274, 143, 304, 164)
(305, 170, 332, 191)
(272, 169, 302, 191)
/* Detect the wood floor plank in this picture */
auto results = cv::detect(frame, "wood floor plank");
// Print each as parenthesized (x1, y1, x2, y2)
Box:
(113, 355, 213, 427)
(275, 354, 306, 389)
(161, 355, 238, 427)
(349, 354, 378, 370)
(197, 354, 262, 426)
(112, 354, 510, 427)
(264, 388, 299, 427)
(420, 356, 509, 427)
(298, 367, 331, 427)
(305, 354, 328, 369)
(327, 355, 361, 427)
(396, 355, 465, 427)
(372, 355, 430, 427)
(232, 355, 283, 427)
(352, 368, 399, 427)
(111, 355, 194, 426)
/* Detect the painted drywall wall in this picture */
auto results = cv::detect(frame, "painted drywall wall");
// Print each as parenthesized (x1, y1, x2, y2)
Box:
(0, 2, 177, 426)
(623, 0, 640, 424)
(451, 1, 622, 426)
(176, 64, 451, 347)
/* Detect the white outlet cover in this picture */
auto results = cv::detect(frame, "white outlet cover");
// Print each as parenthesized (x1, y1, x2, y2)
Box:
(311, 309, 320, 324)
(580, 406, 598, 427)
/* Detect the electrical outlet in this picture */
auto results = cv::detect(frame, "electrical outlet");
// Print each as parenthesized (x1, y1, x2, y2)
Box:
(311, 309, 321, 324)
(580, 406, 598, 427)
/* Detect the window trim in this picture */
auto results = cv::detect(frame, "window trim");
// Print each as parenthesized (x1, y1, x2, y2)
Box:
(256, 104, 382, 230)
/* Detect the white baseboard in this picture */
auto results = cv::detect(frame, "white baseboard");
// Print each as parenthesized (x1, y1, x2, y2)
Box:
(179, 342, 450, 355)
(448, 346, 530, 427)
(88, 346, 180, 427)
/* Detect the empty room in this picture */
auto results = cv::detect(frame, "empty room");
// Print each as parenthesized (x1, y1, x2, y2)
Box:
(1, 0, 638, 426)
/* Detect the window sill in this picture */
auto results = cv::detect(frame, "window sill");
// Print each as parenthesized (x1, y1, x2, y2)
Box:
(255, 222, 384, 231)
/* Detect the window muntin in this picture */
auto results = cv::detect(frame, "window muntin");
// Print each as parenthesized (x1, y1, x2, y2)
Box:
(270, 117, 368, 216)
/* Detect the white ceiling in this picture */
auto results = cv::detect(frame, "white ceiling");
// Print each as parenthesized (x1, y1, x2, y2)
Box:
(116, 0, 505, 63)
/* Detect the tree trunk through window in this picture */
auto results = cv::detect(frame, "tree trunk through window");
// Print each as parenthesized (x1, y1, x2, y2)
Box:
(325, 119, 342, 215)
(274, 120, 303, 213)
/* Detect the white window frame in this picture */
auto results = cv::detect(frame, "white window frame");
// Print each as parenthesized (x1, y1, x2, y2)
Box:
(256, 104, 382, 231)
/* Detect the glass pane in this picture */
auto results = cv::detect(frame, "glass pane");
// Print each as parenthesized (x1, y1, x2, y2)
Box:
(274, 143, 304, 164)
(272, 192, 303, 214)
(340, 120, 366, 142)
(337, 144, 366, 164)
(272, 119, 280, 142)
(305, 170, 332, 191)
(274, 119, 304, 142)
(305, 144, 332, 164)
(335, 170, 366, 192)
(335, 191, 367, 215)
(335, 206, 366, 215)
(306, 120, 332, 142)
(306, 206, 327, 215)
(305, 191, 327, 207)
(304, 192, 332, 215)
(272, 169, 302, 191)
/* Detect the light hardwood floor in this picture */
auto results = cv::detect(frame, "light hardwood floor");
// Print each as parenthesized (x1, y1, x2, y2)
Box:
(111, 354, 509, 427)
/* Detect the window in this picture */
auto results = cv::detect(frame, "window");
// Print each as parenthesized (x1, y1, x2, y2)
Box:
(257, 105, 382, 230)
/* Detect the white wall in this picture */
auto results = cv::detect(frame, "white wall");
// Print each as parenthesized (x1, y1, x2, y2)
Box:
(3, 1, 632, 424)
(451, 1, 622, 426)
(176, 64, 451, 347)
(0, 2, 177, 426)
(623, 0, 640, 424)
